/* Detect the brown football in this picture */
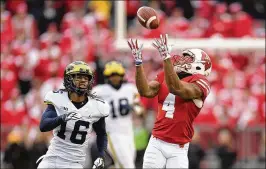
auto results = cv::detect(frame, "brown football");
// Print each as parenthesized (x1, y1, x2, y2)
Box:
(137, 6, 159, 29)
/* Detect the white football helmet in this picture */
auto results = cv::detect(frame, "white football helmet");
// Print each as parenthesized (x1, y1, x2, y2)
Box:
(172, 48, 212, 76)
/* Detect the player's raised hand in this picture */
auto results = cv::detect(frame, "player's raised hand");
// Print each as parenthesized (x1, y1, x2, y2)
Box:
(152, 34, 173, 60)
(92, 157, 104, 169)
(127, 38, 144, 66)
(61, 112, 82, 122)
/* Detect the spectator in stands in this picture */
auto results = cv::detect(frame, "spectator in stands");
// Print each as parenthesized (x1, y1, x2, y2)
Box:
(28, 132, 48, 169)
(38, 0, 58, 35)
(17, 48, 37, 95)
(207, 3, 233, 38)
(229, 2, 252, 37)
(126, 0, 141, 28)
(11, 2, 37, 39)
(1, 1, 14, 45)
(167, 7, 189, 38)
(3, 127, 30, 169)
(61, 1, 85, 32)
(1, 48, 18, 102)
(40, 23, 61, 50)
(188, 128, 205, 169)
(88, 1, 111, 28)
(38, 46, 64, 99)
(258, 131, 265, 162)
(1, 88, 27, 127)
(25, 79, 43, 128)
(216, 128, 237, 169)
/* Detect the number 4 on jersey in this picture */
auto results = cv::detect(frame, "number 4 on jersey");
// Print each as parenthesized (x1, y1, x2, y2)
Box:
(162, 93, 176, 119)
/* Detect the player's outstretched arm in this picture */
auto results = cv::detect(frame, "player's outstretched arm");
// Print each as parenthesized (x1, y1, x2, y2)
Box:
(153, 34, 203, 100)
(128, 39, 160, 98)
(136, 66, 160, 98)
(40, 105, 81, 132)
(39, 104, 64, 132)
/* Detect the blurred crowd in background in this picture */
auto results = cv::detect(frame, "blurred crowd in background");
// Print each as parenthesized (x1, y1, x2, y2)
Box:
(1, 0, 265, 169)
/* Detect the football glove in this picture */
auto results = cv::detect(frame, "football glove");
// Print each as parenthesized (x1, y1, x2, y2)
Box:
(61, 112, 82, 122)
(152, 34, 173, 60)
(92, 157, 104, 169)
(127, 38, 144, 66)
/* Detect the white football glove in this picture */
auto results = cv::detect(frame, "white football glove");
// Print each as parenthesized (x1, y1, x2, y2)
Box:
(92, 157, 104, 169)
(152, 34, 173, 60)
(127, 38, 144, 66)
(61, 112, 82, 122)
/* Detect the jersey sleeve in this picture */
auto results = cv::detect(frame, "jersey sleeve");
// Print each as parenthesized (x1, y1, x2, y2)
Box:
(95, 98, 110, 117)
(44, 91, 55, 105)
(91, 86, 102, 98)
(191, 74, 211, 100)
(155, 71, 164, 84)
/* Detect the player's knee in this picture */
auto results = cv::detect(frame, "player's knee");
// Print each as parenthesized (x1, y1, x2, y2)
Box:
(143, 153, 162, 168)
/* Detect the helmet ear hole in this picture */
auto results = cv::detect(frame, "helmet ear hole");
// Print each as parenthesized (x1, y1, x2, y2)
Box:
(196, 66, 201, 70)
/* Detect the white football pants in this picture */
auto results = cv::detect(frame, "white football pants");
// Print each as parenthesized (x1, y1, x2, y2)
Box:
(143, 135, 189, 168)
(107, 133, 136, 168)
(37, 155, 83, 168)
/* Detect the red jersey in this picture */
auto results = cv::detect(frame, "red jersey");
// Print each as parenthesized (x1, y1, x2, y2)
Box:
(152, 71, 211, 144)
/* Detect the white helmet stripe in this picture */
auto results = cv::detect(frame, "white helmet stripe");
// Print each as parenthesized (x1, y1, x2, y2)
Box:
(196, 80, 210, 94)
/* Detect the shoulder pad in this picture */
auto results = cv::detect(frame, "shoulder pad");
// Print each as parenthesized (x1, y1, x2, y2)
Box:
(94, 98, 110, 117)
(44, 90, 66, 105)
(123, 82, 134, 88)
(91, 84, 107, 97)
(190, 74, 211, 98)
(123, 83, 138, 93)
(44, 91, 55, 105)
(91, 85, 101, 93)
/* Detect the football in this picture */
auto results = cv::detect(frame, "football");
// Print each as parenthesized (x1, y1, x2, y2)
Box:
(137, 6, 159, 29)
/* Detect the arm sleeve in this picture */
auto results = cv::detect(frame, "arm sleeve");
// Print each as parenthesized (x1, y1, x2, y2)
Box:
(92, 117, 108, 157)
(39, 104, 63, 132)
(191, 75, 211, 100)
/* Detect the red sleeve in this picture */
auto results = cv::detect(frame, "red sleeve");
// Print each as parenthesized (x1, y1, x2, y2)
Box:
(155, 71, 164, 84)
(190, 74, 211, 100)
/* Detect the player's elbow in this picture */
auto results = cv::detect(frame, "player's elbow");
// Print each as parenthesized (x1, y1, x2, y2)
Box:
(39, 121, 49, 132)
(138, 90, 148, 97)
(139, 91, 156, 98)
(168, 85, 181, 96)
(39, 125, 46, 132)
(139, 92, 148, 97)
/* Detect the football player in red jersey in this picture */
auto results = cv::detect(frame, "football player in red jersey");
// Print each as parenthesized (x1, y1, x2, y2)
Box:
(128, 34, 212, 168)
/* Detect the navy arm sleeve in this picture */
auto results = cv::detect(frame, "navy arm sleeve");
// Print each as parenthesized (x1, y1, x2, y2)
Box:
(92, 117, 108, 157)
(39, 104, 63, 132)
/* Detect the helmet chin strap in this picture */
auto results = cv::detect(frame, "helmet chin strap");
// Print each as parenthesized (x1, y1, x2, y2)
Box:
(70, 88, 87, 96)
(177, 71, 192, 79)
